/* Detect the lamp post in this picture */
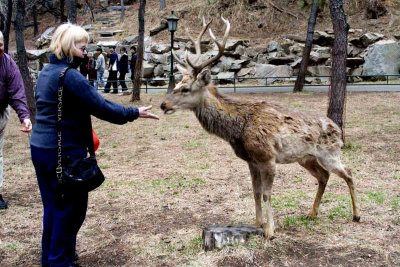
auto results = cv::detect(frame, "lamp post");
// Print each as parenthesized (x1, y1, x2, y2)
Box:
(167, 11, 179, 93)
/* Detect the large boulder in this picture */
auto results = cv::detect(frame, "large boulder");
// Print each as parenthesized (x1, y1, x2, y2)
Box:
(36, 27, 55, 49)
(362, 40, 400, 79)
(254, 64, 293, 85)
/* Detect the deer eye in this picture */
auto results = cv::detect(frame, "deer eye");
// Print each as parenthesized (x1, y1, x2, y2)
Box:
(181, 88, 190, 93)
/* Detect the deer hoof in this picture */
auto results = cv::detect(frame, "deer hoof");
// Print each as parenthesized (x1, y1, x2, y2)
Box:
(353, 215, 361, 222)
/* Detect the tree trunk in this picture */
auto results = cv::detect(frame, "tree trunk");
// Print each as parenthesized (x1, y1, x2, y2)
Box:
(131, 0, 146, 102)
(327, 0, 348, 141)
(67, 0, 77, 24)
(0, 12, 5, 32)
(60, 0, 68, 22)
(32, 4, 39, 36)
(293, 0, 319, 92)
(15, 0, 36, 122)
(160, 0, 166, 10)
(4, 0, 13, 53)
(120, 0, 125, 23)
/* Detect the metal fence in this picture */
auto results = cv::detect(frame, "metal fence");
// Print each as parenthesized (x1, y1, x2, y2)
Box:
(92, 74, 400, 93)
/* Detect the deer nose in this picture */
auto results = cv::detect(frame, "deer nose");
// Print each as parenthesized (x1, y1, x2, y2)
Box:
(160, 102, 166, 110)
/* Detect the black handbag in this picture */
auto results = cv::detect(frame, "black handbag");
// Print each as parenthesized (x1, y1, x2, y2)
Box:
(55, 67, 105, 195)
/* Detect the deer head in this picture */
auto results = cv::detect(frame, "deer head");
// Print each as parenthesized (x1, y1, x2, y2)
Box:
(161, 17, 231, 114)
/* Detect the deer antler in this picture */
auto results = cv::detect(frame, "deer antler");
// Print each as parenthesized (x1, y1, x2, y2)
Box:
(173, 17, 231, 77)
(188, 17, 230, 76)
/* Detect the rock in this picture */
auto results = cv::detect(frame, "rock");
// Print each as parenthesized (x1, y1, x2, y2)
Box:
(255, 64, 293, 85)
(202, 224, 263, 251)
(267, 40, 282, 52)
(121, 35, 139, 45)
(151, 44, 170, 54)
(142, 62, 155, 78)
(36, 27, 55, 49)
(362, 40, 400, 79)
(96, 40, 119, 47)
(350, 32, 384, 48)
(346, 57, 364, 68)
(214, 72, 235, 84)
(268, 55, 297, 65)
(309, 51, 330, 64)
(26, 49, 48, 60)
(153, 64, 165, 77)
(307, 65, 332, 77)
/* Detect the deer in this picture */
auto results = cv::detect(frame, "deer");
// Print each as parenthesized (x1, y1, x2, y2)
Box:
(160, 17, 360, 239)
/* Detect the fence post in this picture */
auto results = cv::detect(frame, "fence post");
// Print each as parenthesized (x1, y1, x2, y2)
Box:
(233, 74, 236, 93)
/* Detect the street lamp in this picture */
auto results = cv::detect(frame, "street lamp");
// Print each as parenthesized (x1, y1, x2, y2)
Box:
(167, 11, 179, 93)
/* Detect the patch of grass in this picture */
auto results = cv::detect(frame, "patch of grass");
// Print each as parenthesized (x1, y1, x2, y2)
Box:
(343, 141, 362, 152)
(0, 242, 19, 251)
(390, 197, 400, 210)
(180, 235, 203, 256)
(326, 194, 352, 220)
(366, 191, 385, 205)
(183, 140, 203, 149)
(246, 235, 265, 249)
(281, 215, 316, 229)
(272, 191, 307, 211)
(393, 173, 400, 180)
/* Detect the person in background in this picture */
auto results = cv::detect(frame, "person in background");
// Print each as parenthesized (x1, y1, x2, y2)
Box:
(87, 52, 97, 87)
(0, 31, 32, 209)
(79, 53, 89, 78)
(118, 47, 129, 91)
(30, 23, 159, 267)
(130, 46, 137, 82)
(104, 46, 119, 94)
(95, 48, 106, 88)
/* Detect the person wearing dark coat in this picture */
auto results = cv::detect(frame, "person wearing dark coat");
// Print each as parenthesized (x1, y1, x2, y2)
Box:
(79, 53, 89, 78)
(104, 46, 119, 94)
(130, 46, 137, 81)
(31, 23, 159, 267)
(0, 30, 32, 210)
(118, 47, 129, 91)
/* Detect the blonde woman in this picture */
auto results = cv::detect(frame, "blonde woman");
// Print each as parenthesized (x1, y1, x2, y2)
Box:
(30, 23, 158, 267)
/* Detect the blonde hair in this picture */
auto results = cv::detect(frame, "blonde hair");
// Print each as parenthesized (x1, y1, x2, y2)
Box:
(0, 31, 3, 42)
(49, 23, 89, 60)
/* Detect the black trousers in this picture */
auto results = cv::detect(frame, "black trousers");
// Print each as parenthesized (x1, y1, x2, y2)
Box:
(119, 72, 128, 90)
(105, 71, 118, 93)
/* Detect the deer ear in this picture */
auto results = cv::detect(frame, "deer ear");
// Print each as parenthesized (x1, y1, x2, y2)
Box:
(197, 69, 211, 86)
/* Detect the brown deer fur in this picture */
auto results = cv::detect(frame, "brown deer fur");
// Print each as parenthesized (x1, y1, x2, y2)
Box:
(160, 18, 360, 239)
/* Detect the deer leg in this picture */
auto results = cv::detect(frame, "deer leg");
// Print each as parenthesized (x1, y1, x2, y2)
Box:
(299, 158, 330, 218)
(248, 163, 263, 228)
(332, 166, 361, 222)
(260, 162, 276, 240)
(317, 158, 361, 222)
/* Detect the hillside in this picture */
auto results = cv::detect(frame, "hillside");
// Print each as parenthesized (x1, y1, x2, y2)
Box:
(16, 0, 400, 50)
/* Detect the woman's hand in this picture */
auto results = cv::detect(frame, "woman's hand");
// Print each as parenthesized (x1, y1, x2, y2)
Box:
(138, 105, 159, 120)
(20, 118, 32, 132)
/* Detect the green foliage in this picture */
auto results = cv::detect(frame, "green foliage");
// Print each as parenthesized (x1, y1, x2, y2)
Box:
(326, 194, 352, 220)
(391, 197, 400, 211)
(343, 142, 362, 152)
(366, 191, 385, 205)
(272, 192, 306, 210)
(282, 215, 316, 229)
(180, 235, 203, 256)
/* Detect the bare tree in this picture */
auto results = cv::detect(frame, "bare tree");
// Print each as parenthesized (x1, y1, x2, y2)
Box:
(15, 0, 36, 121)
(327, 0, 348, 141)
(131, 0, 146, 101)
(84, 0, 96, 22)
(293, 0, 320, 92)
(4, 0, 12, 53)
(160, 0, 166, 10)
(32, 4, 39, 36)
(60, 0, 68, 22)
(120, 0, 125, 23)
(66, 0, 77, 23)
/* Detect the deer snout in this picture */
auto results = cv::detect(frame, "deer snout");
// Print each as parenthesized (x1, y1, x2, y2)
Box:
(160, 101, 175, 114)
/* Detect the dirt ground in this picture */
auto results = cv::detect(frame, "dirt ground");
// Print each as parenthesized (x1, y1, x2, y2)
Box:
(0, 90, 399, 267)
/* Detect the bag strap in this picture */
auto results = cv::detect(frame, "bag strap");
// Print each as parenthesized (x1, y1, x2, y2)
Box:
(56, 67, 96, 181)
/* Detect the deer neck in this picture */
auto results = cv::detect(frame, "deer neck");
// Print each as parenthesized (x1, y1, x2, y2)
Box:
(193, 86, 246, 141)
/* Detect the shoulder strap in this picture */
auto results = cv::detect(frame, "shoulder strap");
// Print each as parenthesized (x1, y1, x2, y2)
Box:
(57, 67, 96, 158)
